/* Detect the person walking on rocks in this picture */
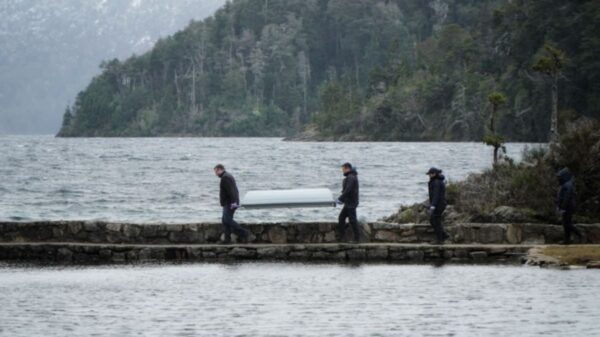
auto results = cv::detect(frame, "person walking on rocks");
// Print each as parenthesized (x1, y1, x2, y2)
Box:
(336, 162, 361, 243)
(556, 168, 583, 244)
(427, 167, 450, 244)
(214, 164, 250, 244)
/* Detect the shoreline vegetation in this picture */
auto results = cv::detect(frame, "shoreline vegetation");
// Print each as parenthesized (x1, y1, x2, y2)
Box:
(384, 119, 600, 225)
(57, 0, 599, 141)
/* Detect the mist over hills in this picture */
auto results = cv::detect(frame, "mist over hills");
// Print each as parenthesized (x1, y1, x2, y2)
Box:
(0, 0, 226, 134)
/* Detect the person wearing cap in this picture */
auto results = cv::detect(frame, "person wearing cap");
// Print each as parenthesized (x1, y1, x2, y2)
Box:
(214, 164, 251, 244)
(427, 167, 450, 244)
(336, 162, 361, 243)
(556, 167, 583, 244)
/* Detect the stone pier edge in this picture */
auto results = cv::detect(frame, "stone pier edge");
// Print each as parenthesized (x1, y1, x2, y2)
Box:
(0, 242, 537, 264)
(1, 221, 599, 265)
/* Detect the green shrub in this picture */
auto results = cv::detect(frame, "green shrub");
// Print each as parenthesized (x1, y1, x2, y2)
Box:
(447, 118, 600, 223)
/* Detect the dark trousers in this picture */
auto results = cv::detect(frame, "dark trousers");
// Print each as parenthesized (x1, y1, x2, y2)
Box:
(562, 211, 582, 243)
(222, 207, 249, 242)
(338, 207, 360, 242)
(430, 211, 448, 243)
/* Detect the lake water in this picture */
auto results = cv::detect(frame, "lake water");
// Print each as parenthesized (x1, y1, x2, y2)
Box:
(0, 136, 536, 223)
(0, 263, 598, 337)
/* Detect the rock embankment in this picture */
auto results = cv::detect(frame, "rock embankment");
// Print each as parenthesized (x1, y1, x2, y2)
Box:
(0, 242, 533, 264)
(2, 221, 599, 245)
(1, 221, 599, 264)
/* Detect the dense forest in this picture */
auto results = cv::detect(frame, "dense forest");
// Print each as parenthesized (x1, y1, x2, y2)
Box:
(58, 0, 600, 141)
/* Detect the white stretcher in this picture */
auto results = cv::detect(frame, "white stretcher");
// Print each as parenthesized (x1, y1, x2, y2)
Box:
(241, 188, 336, 209)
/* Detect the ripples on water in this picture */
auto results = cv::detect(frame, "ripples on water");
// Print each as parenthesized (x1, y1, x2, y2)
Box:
(0, 136, 537, 223)
(0, 263, 598, 337)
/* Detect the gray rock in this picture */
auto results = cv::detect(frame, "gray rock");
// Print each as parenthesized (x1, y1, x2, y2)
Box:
(123, 224, 142, 239)
(83, 222, 99, 232)
(454, 249, 469, 258)
(67, 222, 83, 235)
(469, 251, 488, 260)
(491, 206, 538, 223)
(112, 252, 126, 262)
(389, 249, 407, 260)
(268, 226, 288, 244)
(543, 225, 564, 244)
(106, 223, 121, 232)
(488, 248, 507, 255)
(347, 248, 367, 260)
(141, 225, 158, 237)
(99, 249, 112, 259)
(126, 250, 138, 261)
(138, 248, 153, 261)
(372, 222, 401, 230)
(506, 223, 523, 244)
(360, 223, 372, 240)
(289, 251, 310, 259)
(228, 247, 256, 258)
(407, 250, 425, 261)
(257, 247, 290, 259)
(169, 225, 184, 232)
(366, 247, 388, 259)
(477, 224, 505, 244)
(203, 225, 221, 242)
(332, 251, 347, 260)
(52, 228, 64, 238)
(57, 248, 73, 261)
(398, 235, 419, 243)
(318, 223, 334, 232)
(311, 251, 331, 259)
(374, 230, 400, 242)
(586, 261, 600, 269)
(169, 231, 199, 243)
(323, 231, 336, 243)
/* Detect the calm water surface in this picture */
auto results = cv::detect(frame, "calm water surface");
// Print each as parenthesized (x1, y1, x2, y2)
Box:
(0, 263, 598, 337)
(0, 136, 537, 223)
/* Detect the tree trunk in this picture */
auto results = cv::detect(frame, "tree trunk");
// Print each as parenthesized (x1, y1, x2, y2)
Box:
(191, 62, 197, 113)
(174, 69, 182, 108)
(550, 74, 559, 142)
(493, 145, 499, 165)
(490, 104, 496, 134)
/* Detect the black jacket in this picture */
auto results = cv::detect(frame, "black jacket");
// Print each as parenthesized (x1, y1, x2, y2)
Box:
(339, 169, 359, 208)
(219, 171, 240, 207)
(557, 168, 576, 212)
(428, 174, 447, 212)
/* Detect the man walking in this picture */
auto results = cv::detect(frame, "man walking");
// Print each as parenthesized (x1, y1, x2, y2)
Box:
(427, 167, 450, 244)
(214, 164, 251, 244)
(336, 162, 361, 243)
(556, 168, 583, 244)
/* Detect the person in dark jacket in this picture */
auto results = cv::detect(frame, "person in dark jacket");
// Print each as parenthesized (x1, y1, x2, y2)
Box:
(427, 167, 450, 244)
(336, 163, 360, 243)
(556, 168, 582, 244)
(214, 164, 250, 244)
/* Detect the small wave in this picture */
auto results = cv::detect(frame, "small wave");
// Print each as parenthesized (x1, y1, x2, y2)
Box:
(168, 191, 187, 200)
(7, 216, 28, 221)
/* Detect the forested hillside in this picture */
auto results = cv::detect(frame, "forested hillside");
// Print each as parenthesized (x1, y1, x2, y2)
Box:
(58, 0, 600, 141)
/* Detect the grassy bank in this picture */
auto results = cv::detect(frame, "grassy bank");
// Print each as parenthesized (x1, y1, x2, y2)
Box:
(542, 246, 600, 266)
